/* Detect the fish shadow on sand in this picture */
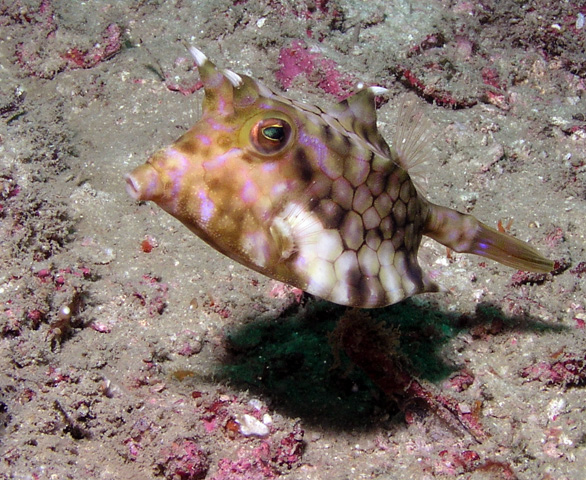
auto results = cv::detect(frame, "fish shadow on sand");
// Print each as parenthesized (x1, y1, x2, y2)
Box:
(218, 299, 566, 431)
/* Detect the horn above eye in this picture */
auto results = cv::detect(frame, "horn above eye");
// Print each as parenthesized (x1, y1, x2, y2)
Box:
(250, 118, 293, 155)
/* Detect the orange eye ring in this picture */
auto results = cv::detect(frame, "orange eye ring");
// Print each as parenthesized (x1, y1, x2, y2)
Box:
(250, 118, 293, 155)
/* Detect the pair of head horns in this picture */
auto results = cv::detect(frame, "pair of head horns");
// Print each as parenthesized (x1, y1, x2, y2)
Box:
(188, 46, 263, 116)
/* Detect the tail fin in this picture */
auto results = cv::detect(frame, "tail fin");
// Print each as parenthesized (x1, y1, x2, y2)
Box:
(424, 203, 554, 273)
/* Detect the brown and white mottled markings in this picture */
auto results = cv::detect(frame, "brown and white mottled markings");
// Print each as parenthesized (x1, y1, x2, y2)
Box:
(126, 46, 553, 308)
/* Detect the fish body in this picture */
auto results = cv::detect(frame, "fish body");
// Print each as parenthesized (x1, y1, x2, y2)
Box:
(126, 47, 553, 308)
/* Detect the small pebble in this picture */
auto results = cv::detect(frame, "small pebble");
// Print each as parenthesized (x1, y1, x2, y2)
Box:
(58, 305, 71, 322)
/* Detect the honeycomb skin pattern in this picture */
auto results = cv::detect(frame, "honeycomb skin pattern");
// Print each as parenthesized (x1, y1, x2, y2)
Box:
(125, 47, 552, 308)
(125, 50, 438, 308)
(267, 115, 438, 307)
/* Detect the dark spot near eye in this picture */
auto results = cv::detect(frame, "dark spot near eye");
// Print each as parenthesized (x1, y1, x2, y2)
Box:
(341, 134, 352, 152)
(293, 148, 314, 183)
(323, 125, 334, 143)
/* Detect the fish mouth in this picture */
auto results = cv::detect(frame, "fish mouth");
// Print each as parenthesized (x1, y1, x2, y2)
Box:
(124, 172, 142, 200)
(125, 163, 163, 202)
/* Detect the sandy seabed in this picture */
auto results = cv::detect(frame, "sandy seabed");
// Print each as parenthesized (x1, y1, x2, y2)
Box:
(0, 1, 585, 479)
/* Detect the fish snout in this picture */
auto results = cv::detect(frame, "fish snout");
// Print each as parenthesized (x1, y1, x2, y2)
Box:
(125, 163, 164, 202)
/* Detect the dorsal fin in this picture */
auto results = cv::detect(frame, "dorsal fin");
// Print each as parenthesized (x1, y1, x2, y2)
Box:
(390, 99, 436, 192)
(325, 87, 391, 159)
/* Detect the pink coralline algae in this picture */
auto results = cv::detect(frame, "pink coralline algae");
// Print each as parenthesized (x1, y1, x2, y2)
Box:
(395, 66, 477, 109)
(212, 446, 276, 480)
(158, 439, 209, 480)
(509, 258, 569, 286)
(61, 23, 122, 69)
(271, 424, 304, 469)
(268, 282, 304, 304)
(436, 449, 481, 476)
(132, 274, 169, 316)
(445, 370, 475, 392)
(481, 66, 509, 110)
(12, 1, 122, 78)
(210, 431, 304, 480)
(481, 67, 504, 90)
(521, 354, 586, 387)
(275, 40, 355, 100)
(570, 261, 586, 278)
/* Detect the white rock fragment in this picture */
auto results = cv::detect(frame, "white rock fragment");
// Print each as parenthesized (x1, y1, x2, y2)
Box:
(236, 414, 270, 437)
(576, 13, 585, 30)
(262, 413, 273, 426)
(472, 288, 485, 301)
(546, 397, 566, 421)
(248, 398, 264, 411)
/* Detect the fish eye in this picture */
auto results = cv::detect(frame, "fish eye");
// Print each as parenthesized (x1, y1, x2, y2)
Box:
(250, 118, 292, 155)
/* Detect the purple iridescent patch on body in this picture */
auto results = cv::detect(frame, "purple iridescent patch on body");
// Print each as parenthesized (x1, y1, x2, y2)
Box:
(202, 148, 240, 170)
(207, 118, 234, 132)
(196, 134, 211, 146)
(198, 189, 215, 224)
(241, 179, 259, 205)
(298, 131, 333, 177)
(164, 149, 191, 200)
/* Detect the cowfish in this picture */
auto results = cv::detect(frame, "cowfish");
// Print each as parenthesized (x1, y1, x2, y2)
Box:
(125, 47, 553, 308)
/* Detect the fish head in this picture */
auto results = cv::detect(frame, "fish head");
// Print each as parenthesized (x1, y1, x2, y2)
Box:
(125, 47, 317, 280)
